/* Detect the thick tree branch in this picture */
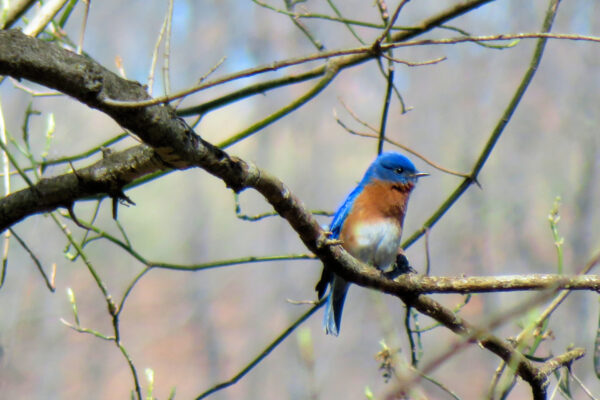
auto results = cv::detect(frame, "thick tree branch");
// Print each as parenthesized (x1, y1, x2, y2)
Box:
(0, 30, 374, 282)
(0, 145, 161, 228)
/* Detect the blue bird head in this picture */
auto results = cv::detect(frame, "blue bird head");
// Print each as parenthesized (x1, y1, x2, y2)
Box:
(361, 152, 428, 185)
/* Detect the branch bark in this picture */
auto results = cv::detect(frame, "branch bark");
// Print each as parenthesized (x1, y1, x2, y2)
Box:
(0, 145, 161, 227)
(398, 273, 600, 294)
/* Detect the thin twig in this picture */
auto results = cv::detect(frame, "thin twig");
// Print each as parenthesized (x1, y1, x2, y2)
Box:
(152, 254, 317, 271)
(380, 53, 447, 66)
(194, 299, 325, 399)
(57, 0, 77, 28)
(376, 65, 394, 155)
(416, 370, 461, 400)
(38, 132, 129, 171)
(103, 32, 600, 109)
(401, 7, 565, 249)
(76, 0, 90, 54)
(75, 200, 103, 261)
(569, 368, 599, 400)
(374, 0, 410, 46)
(0, 0, 38, 29)
(10, 78, 64, 97)
(325, 0, 365, 44)
(117, 341, 143, 400)
(61, 319, 116, 341)
(55, 214, 142, 400)
(285, 0, 324, 51)
(9, 228, 55, 291)
(0, 126, 35, 189)
(147, 3, 169, 96)
(333, 109, 469, 178)
(405, 306, 418, 366)
(217, 65, 339, 148)
(424, 227, 431, 276)
(338, 98, 378, 132)
(162, 0, 174, 97)
(253, 0, 413, 31)
(0, 97, 9, 289)
(23, 0, 70, 37)
(177, 0, 501, 116)
(50, 212, 114, 307)
(374, 0, 397, 158)
(64, 211, 319, 273)
(173, 57, 226, 110)
(235, 192, 332, 221)
(439, 24, 520, 49)
(117, 267, 152, 316)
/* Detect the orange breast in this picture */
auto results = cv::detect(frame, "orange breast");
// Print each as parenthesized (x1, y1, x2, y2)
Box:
(339, 179, 414, 263)
(352, 179, 412, 220)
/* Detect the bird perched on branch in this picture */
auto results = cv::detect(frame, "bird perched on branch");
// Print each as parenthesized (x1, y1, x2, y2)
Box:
(315, 152, 427, 336)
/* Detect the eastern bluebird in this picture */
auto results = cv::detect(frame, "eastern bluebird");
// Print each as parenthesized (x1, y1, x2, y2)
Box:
(315, 152, 427, 336)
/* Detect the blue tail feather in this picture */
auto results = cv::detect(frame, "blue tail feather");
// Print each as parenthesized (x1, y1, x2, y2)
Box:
(323, 277, 349, 336)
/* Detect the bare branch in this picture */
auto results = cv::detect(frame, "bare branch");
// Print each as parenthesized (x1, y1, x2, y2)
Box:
(195, 300, 325, 400)
(395, 273, 600, 294)
(104, 0, 499, 109)
(402, 0, 564, 249)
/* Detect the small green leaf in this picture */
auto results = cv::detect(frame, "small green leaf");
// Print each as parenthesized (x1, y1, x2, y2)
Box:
(145, 368, 155, 400)
(365, 386, 375, 400)
(41, 113, 55, 160)
(594, 301, 600, 379)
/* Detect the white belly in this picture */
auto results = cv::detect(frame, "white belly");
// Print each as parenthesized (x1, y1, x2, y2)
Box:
(350, 220, 402, 270)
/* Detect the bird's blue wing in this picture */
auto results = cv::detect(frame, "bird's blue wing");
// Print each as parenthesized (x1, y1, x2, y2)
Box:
(317, 185, 364, 335)
(315, 184, 364, 301)
(328, 184, 364, 238)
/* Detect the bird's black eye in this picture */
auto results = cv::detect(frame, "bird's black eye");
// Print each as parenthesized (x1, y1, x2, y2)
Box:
(395, 167, 404, 174)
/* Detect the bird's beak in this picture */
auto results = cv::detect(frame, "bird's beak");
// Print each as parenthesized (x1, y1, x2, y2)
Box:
(413, 172, 429, 178)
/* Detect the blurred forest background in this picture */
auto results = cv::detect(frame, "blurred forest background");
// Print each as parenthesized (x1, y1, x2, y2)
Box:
(0, 0, 599, 399)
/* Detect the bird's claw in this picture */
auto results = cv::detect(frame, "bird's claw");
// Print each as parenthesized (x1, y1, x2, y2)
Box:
(384, 252, 417, 279)
(317, 231, 343, 249)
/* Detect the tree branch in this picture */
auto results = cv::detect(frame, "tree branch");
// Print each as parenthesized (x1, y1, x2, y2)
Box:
(0, 144, 161, 231)
(537, 348, 585, 379)
(179, 0, 497, 115)
(396, 273, 600, 294)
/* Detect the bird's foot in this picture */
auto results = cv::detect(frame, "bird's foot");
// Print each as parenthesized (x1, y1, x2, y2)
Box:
(384, 252, 417, 279)
(317, 231, 343, 249)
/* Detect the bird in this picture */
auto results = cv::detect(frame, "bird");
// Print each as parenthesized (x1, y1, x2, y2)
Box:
(315, 152, 427, 336)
